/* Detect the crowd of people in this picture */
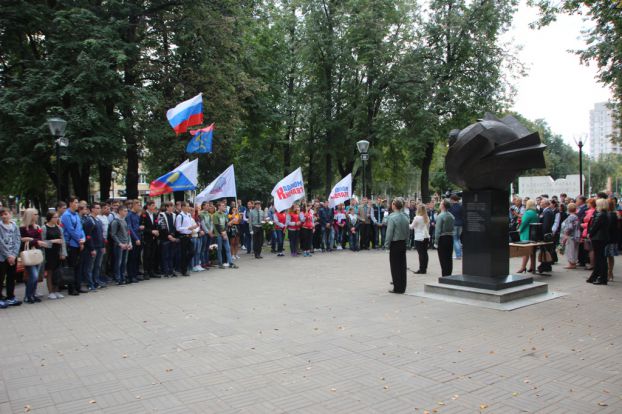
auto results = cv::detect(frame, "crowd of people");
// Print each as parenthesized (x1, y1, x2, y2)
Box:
(510, 192, 621, 285)
(2, 188, 614, 308)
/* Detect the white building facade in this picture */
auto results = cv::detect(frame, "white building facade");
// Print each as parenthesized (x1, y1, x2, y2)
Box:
(589, 102, 620, 159)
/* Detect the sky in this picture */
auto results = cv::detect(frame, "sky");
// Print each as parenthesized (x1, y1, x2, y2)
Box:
(505, 1, 613, 154)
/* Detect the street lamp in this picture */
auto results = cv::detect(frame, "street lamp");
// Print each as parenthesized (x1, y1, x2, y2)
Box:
(47, 117, 67, 202)
(357, 140, 370, 198)
(111, 171, 117, 199)
(576, 138, 584, 196)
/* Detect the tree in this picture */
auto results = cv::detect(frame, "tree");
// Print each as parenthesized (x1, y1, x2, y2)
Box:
(394, 0, 521, 201)
(529, 1, 622, 139)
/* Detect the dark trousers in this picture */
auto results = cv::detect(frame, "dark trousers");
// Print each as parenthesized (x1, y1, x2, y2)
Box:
(127, 242, 142, 281)
(437, 235, 453, 276)
(578, 241, 587, 266)
(67, 246, 81, 291)
(143, 239, 158, 275)
(252, 226, 263, 257)
(288, 230, 299, 254)
(389, 240, 407, 293)
(179, 236, 193, 274)
(0, 260, 17, 299)
(301, 228, 313, 251)
(360, 222, 371, 249)
(415, 238, 429, 272)
(160, 240, 173, 275)
(591, 240, 608, 283)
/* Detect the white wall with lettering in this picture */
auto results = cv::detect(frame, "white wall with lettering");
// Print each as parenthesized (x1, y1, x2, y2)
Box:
(517, 175, 581, 200)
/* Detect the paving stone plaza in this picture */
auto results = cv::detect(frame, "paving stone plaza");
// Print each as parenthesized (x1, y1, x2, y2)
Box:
(1, 251, 621, 413)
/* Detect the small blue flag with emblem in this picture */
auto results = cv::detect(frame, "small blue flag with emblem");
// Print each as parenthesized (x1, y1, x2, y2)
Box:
(187, 123, 214, 153)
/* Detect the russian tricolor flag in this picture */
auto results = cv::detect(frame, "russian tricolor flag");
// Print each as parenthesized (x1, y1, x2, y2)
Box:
(166, 93, 204, 134)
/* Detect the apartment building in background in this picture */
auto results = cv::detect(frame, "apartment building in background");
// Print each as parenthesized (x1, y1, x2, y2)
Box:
(589, 102, 621, 159)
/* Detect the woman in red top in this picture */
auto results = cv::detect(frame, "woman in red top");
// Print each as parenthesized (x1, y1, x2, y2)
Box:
(300, 204, 315, 257)
(274, 209, 288, 256)
(288, 205, 301, 256)
(20, 208, 45, 303)
(581, 198, 596, 270)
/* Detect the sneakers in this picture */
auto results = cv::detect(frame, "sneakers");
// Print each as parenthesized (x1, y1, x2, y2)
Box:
(337, 246, 343, 250)
(277, 252, 284, 257)
(5, 298, 21, 306)
(229, 263, 238, 269)
(192, 265, 203, 272)
(235, 255, 240, 260)
(0, 300, 7, 309)
(48, 293, 58, 300)
(55, 293, 64, 299)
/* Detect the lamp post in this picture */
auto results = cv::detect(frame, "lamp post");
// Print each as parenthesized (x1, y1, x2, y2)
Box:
(357, 139, 370, 198)
(47, 117, 68, 202)
(111, 171, 117, 199)
(577, 139, 584, 196)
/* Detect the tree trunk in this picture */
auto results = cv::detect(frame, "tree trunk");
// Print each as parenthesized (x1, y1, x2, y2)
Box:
(99, 163, 112, 201)
(122, 13, 140, 200)
(173, 191, 185, 202)
(70, 164, 90, 201)
(420, 141, 435, 202)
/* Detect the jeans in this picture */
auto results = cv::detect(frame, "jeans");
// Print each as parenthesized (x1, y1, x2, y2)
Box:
(200, 235, 210, 265)
(274, 230, 284, 253)
(453, 226, 463, 258)
(192, 237, 203, 267)
(24, 265, 39, 300)
(114, 245, 128, 283)
(160, 240, 173, 275)
(349, 231, 358, 251)
(88, 248, 105, 288)
(216, 235, 233, 265)
(322, 226, 334, 251)
(79, 249, 93, 288)
(374, 225, 386, 248)
(288, 230, 299, 255)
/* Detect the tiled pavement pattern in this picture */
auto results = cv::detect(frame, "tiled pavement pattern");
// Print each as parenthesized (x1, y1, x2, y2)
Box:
(1, 249, 621, 413)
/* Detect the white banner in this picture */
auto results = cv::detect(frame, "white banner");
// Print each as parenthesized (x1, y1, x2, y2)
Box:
(271, 167, 305, 212)
(328, 173, 352, 208)
(195, 165, 237, 203)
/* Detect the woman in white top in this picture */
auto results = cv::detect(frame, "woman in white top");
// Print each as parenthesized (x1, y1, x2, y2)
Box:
(410, 204, 430, 274)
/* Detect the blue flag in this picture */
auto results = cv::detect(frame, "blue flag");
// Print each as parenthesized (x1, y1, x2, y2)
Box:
(187, 123, 214, 153)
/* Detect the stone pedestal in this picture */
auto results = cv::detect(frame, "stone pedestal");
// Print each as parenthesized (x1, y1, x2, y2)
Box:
(438, 189, 533, 290)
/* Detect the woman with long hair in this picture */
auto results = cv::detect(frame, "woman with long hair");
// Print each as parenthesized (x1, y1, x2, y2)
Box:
(19, 208, 45, 303)
(42, 211, 67, 299)
(410, 204, 430, 274)
(228, 206, 241, 260)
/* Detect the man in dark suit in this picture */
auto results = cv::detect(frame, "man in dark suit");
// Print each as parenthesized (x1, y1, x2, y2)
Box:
(538, 198, 555, 273)
(141, 200, 160, 279)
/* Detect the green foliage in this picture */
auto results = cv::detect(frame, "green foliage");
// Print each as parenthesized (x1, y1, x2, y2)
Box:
(0, 0, 542, 205)
(529, 0, 622, 140)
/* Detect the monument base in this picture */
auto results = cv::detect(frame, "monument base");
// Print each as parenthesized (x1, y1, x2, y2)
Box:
(410, 281, 565, 311)
(438, 274, 533, 291)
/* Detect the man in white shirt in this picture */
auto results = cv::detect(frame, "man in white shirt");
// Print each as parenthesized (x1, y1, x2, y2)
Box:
(174, 202, 198, 276)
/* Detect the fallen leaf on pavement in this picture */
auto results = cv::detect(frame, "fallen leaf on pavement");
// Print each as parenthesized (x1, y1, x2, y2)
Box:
(89, 400, 96, 404)
(24, 405, 31, 412)
(598, 402, 608, 406)
(480, 403, 488, 410)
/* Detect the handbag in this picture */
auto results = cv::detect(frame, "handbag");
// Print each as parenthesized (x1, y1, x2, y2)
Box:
(54, 262, 75, 286)
(19, 242, 43, 266)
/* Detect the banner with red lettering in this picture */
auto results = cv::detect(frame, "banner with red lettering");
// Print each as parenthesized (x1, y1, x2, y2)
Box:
(328, 173, 352, 208)
(271, 167, 306, 212)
